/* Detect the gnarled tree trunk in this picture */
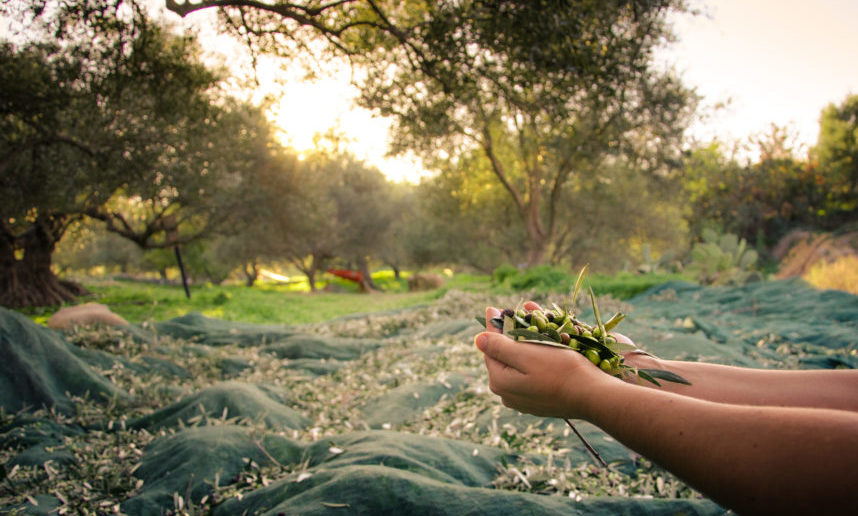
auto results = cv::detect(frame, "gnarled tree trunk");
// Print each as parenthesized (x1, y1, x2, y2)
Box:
(0, 217, 89, 308)
(243, 261, 259, 287)
(356, 256, 380, 293)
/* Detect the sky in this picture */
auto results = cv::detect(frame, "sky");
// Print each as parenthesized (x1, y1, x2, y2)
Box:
(663, 0, 858, 159)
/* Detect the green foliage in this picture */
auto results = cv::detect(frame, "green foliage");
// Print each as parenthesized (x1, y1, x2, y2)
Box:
(586, 272, 690, 300)
(402, 152, 529, 272)
(54, 220, 143, 274)
(685, 229, 761, 286)
(177, 0, 696, 268)
(636, 244, 681, 275)
(360, 1, 695, 266)
(0, 2, 281, 307)
(489, 263, 689, 298)
(507, 265, 571, 292)
(814, 93, 858, 214)
(492, 264, 519, 284)
(683, 112, 858, 253)
(551, 160, 689, 272)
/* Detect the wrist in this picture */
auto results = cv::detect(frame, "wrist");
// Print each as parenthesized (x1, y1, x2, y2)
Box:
(567, 367, 627, 421)
(575, 373, 633, 422)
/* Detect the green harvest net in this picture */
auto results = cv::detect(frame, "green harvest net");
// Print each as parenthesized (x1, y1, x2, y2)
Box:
(2, 278, 856, 515)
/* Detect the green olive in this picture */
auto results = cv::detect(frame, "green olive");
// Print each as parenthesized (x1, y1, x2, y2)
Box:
(584, 349, 601, 365)
(599, 359, 614, 372)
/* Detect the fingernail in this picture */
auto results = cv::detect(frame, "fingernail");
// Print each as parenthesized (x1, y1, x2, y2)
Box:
(474, 333, 488, 351)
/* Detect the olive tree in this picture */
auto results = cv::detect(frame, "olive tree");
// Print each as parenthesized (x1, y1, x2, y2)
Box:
(166, 0, 697, 267)
(0, 0, 270, 307)
(272, 150, 395, 292)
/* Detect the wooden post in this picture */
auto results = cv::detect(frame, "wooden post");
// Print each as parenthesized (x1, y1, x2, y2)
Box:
(174, 245, 191, 299)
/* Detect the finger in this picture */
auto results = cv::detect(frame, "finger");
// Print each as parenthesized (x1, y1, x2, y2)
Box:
(485, 307, 502, 333)
(483, 353, 527, 390)
(475, 331, 543, 375)
(611, 332, 634, 346)
(523, 301, 542, 311)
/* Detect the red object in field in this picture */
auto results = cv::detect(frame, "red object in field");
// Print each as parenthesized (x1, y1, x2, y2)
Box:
(327, 268, 363, 283)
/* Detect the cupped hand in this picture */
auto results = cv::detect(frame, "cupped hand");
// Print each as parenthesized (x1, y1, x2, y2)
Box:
(476, 305, 620, 420)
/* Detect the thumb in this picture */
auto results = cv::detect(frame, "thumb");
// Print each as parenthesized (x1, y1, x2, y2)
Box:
(475, 331, 528, 373)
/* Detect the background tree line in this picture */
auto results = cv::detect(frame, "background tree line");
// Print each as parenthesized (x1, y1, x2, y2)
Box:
(2, 0, 856, 307)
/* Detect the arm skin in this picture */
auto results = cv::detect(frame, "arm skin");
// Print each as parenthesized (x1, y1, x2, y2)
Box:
(476, 308, 858, 516)
(622, 352, 858, 412)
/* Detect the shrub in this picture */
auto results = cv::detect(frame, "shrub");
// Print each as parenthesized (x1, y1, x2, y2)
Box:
(804, 255, 858, 295)
(407, 273, 445, 291)
(685, 229, 761, 286)
(508, 265, 571, 292)
(492, 263, 520, 284)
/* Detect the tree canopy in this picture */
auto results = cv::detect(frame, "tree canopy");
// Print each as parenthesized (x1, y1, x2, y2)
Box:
(0, 0, 275, 306)
(167, 0, 697, 266)
(815, 94, 858, 216)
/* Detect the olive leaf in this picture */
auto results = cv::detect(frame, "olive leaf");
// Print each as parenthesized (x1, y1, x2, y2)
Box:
(604, 339, 638, 354)
(638, 368, 692, 385)
(571, 263, 589, 306)
(602, 312, 626, 332)
(475, 316, 487, 328)
(636, 369, 661, 386)
(516, 339, 579, 350)
(507, 328, 559, 343)
(502, 315, 516, 334)
(588, 285, 607, 344)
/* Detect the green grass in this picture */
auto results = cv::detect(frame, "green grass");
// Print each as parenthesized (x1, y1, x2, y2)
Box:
(71, 280, 445, 325)
(22, 269, 686, 325)
(586, 272, 690, 299)
(491, 267, 690, 300)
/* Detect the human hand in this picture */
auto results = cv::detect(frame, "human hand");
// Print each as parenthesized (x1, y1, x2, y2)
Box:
(475, 305, 621, 420)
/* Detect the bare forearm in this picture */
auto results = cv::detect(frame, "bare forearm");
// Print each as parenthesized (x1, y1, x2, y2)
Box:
(587, 381, 858, 515)
(625, 354, 858, 411)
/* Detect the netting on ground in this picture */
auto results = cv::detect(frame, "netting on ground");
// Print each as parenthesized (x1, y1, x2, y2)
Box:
(2, 279, 856, 515)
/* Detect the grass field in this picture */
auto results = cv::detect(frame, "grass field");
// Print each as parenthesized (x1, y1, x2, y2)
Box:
(24, 270, 690, 325)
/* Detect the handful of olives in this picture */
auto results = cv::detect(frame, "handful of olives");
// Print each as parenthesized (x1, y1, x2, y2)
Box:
(477, 265, 690, 387)
(476, 268, 689, 466)
(483, 304, 688, 386)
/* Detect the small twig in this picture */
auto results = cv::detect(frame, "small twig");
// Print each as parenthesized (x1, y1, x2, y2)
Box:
(185, 472, 195, 516)
(253, 439, 287, 470)
(564, 418, 607, 468)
